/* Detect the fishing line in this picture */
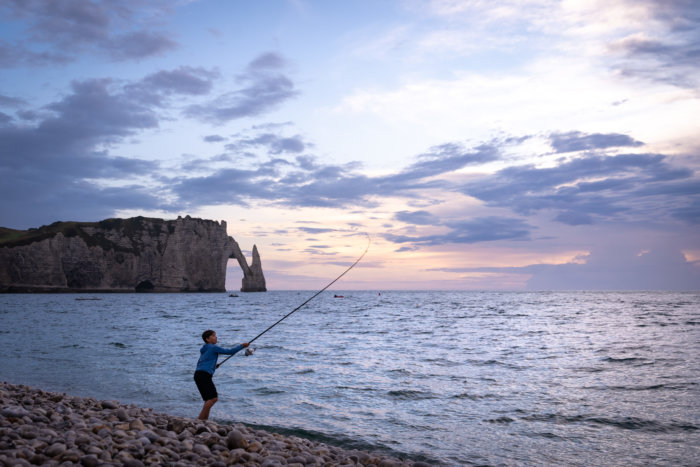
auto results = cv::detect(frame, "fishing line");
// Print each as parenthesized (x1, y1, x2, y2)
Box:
(216, 232, 371, 369)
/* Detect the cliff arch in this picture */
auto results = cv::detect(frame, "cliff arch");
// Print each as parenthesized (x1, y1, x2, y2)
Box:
(0, 216, 267, 293)
(228, 243, 266, 292)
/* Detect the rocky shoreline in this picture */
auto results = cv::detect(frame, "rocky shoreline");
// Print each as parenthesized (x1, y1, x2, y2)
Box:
(0, 382, 430, 466)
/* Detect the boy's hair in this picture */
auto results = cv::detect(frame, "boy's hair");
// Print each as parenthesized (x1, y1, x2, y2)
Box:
(202, 330, 215, 342)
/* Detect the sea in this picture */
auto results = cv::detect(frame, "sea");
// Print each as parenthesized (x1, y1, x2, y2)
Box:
(0, 291, 698, 466)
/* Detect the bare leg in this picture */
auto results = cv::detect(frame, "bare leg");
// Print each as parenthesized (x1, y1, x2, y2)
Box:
(198, 397, 218, 420)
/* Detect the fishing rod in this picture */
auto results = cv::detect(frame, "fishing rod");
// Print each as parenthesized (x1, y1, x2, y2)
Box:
(216, 233, 371, 369)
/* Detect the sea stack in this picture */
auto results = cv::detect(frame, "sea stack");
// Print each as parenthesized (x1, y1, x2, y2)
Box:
(0, 216, 267, 293)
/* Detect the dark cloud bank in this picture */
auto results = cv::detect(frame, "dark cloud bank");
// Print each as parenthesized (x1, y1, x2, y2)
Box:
(0, 52, 301, 225)
(0, 0, 177, 66)
(608, 0, 700, 89)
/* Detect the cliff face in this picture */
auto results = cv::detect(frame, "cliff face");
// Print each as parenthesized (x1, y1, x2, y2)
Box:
(0, 216, 266, 293)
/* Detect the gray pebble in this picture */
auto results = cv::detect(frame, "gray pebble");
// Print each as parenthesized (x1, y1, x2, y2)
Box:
(80, 454, 99, 467)
(45, 442, 67, 458)
(1, 405, 29, 418)
(0, 381, 426, 467)
(226, 429, 247, 450)
(100, 400, 118, 410)
(116, 408, 128, 421)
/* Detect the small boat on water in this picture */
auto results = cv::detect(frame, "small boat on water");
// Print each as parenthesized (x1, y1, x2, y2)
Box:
(334, 294, 344, 298)
(229, 293, 239, 297)
(75, 297, 102, 301)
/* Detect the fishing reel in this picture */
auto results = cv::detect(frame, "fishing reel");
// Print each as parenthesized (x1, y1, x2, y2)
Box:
(244, 347, 255, 356)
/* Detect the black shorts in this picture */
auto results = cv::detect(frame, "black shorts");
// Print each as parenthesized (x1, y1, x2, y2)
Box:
(194, 370, 217, 401)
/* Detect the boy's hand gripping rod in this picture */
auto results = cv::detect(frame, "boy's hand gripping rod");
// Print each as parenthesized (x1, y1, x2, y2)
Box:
(216, 233, 370, 369)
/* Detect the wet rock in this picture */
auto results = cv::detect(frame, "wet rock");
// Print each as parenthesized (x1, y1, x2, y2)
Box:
(227, 429, 247, 450)
(116, 408, 128, 421)
(1, 406, 29, 418)
(167, 418, 187, 434)
(129, 418, 145, 430)
(247, 440, 263, 452)
(193, 443, 211, 457)
(122, 459, 146, 467)
(100, 400, 118, 410)
(80, 454, 100, 467)
(60, 448, 83, 462)
(44, 442, 67, 458)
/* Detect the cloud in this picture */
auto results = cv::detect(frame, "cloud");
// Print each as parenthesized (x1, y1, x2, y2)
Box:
(102, 30, 177, 61)
(606, 0, 700, 88)
(203, 135, 227, 143)
(394, 210, 440, 225)
(247, 52, 289, 71)
(461, 135, 698, 225)
(0, 0, 178, 66)
(298, 227, 337, 234)
(399, 142, 502, 180)
(549, 131, 644, 153)
(138, 67, 218, 96)
(169, 166, 282, 207)
(46, 79, 159, 139)
(124, 66, 219, 106)
(671, 199, 700, 224)
(0, 41, 72, 67)
(385, 216, 533, 246)
(227, 133, 307, 155)
(0, 94, 27, 107)
(180, 153, 235, 172)
(185, 53, 299, 124)
(0, 77, 168, 227)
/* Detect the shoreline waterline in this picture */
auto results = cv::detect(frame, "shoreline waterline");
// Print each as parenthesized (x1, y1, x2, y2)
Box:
(0, 381, 433, 466)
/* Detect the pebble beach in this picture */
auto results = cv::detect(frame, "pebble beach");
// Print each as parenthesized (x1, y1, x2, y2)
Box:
(0, 382, 430, 467)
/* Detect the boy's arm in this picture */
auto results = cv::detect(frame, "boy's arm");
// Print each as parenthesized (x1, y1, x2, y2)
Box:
(213, 344, 246, 355)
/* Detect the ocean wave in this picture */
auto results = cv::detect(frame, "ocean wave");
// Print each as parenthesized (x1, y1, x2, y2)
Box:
(451, 392, 498, 400)
(254, 386, 285, 395)
(600, 356, 651, 365)
(602, 382, 697, 391)
(485, 416, 515, 424)
(386, 389, 437, 400)
(470, 359, 523, 370)
(521, 413, 698, 433)
(60, 344, 82, 349)
(157, 313, 180, 319)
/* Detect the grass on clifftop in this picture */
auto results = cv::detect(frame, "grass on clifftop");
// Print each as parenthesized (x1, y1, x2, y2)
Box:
(0, 217, 171, 248)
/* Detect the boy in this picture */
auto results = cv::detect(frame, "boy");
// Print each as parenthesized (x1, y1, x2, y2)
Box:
(194, 329, 249, 420)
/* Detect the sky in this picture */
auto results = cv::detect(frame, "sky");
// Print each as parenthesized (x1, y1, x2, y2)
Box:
(1, 0, 699, 291)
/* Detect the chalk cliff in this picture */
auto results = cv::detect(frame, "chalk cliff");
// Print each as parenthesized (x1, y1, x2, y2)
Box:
(0, 216, 267, 293)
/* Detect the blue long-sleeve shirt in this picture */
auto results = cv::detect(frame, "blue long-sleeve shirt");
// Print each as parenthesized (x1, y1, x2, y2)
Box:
(195, 343, 243, 375)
